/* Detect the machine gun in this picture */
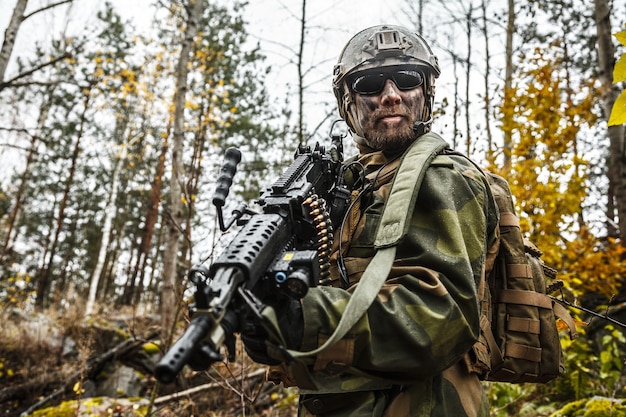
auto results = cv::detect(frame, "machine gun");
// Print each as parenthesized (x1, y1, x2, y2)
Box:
(155, 124, 350, 384)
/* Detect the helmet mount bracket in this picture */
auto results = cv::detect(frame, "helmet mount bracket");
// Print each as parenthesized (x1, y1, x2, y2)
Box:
(367, 30, 409, 59)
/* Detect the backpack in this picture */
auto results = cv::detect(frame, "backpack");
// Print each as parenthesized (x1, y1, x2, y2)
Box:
(461, 170, 578, 383)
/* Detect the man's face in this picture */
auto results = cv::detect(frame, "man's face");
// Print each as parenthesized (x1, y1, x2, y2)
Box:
(351, 68, 426, 153)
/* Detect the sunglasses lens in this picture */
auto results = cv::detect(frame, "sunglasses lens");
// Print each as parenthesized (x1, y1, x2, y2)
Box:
(352, 73, 385, 95)
(394, 70, 423, 89)
(351, 70, 423, 95)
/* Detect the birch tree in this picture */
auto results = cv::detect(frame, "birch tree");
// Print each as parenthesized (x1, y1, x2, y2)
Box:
(85, 141, 128, 317)
(0, 0, 73, 91)
(161, 0, 205, 338)
(0, 0, 28, 83)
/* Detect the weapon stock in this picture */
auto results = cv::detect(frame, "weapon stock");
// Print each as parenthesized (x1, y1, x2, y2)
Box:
(155, 139, 349, 383)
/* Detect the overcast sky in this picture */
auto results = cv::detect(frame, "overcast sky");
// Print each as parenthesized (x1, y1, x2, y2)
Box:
(1, 0, 455, 140)
(242, 0, 423, 136)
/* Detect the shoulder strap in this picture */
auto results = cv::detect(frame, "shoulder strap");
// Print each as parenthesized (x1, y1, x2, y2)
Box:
(288, 132, 449, 360)
(375, 132, 449, 247)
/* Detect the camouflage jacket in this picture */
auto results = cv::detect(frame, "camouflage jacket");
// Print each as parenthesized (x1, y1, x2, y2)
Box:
(269, 134, 499, 416)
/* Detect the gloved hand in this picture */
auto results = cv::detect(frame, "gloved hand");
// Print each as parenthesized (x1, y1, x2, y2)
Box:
(240, 298, 304, 365)
(187, 308, 240, 370)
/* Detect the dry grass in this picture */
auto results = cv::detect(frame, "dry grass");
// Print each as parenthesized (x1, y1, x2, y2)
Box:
(0, 305, 299, 416)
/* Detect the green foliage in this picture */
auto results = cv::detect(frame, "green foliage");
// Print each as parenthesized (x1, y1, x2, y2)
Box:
(543, 324, 626, 414)
(558, 327, 598, 400)
(486, 382, 548, 416)
(487, 324, 626, 416)
(550, 397, 626, 417)
(597, 326, 626, 395)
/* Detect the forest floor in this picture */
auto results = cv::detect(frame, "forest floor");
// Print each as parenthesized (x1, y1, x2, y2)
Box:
(0, 306, 298, 417)
(4, 301, 626, 417)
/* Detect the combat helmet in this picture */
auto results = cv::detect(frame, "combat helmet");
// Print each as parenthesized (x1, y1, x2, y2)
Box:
(332, 25, 440, 137)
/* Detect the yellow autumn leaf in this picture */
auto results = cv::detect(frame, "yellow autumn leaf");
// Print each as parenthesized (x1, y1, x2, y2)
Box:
(73, 381, 85, 395)
(556, 318, 579, 333)
(614, 53, 626, 83)
(614, 30, 626, 47)
(608, 90, 626, 126)
(142, 341, 160, 355)
(565, 317, 589, 329)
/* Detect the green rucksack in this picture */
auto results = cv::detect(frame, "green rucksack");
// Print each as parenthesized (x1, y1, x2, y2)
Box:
(465, 170, 578, 383)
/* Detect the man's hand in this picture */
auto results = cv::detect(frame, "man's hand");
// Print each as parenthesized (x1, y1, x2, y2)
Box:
(241, 298, 304, 365)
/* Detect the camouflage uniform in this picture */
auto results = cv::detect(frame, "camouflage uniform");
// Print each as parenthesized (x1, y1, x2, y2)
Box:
(269, 137, 500, 416)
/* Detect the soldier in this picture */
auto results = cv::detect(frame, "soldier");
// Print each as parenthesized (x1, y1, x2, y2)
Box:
(242, 24, 500, 416)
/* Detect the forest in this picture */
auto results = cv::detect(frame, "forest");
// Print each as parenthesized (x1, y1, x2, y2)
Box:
(1, 0, 626, 415)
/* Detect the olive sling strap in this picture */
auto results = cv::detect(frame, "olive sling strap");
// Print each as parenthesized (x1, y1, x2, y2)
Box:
(283, 132, 449, 360)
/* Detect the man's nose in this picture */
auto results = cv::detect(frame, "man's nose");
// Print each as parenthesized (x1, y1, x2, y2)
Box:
(380, 79, 402, 105)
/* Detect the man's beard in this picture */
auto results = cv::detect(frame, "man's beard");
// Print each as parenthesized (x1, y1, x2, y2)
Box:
(365, 123, 416, 153)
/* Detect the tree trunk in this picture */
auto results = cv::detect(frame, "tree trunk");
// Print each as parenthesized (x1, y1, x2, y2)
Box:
(147, 210, 167, 309)
(480, 0, 493, 155)
(452, 54, 460, 149)
(161, 0, 205, 340)
(0, 0, 28, 82)
(297, 0, 306, 143)
(503, 0, 515, 172)
(54, 202, 82, 307)
(464, 4, 473, 155)
(594, 0, 626, 240)
(0, 0, 73, 91)
(85, 142, 127, 316)
(181, 123, 205, 267)
(131, 135, 168, 306)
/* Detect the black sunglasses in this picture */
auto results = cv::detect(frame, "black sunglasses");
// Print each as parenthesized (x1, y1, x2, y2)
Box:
(351, 70, 424, 95)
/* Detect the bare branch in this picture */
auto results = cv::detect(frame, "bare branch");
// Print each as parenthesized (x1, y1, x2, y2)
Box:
(0, 52, 71, 92)
(22, 0, 74, 21)
(153, 367, 266, 405)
